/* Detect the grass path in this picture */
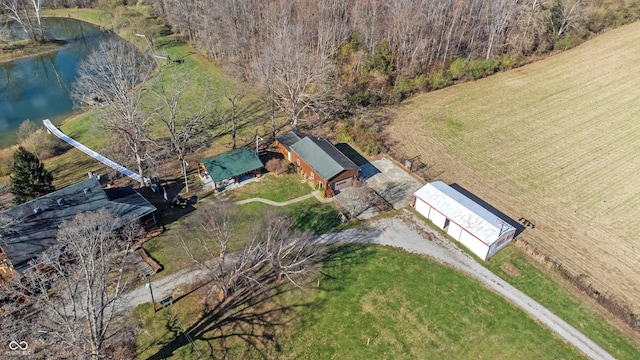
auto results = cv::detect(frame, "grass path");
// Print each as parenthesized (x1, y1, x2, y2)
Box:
(385, 20, 640, 318)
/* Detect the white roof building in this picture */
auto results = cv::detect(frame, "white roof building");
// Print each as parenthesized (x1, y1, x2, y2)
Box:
(412, 181, 516, 260)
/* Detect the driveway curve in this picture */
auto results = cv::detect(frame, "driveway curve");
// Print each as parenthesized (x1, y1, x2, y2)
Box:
(314, 211, 615, 360)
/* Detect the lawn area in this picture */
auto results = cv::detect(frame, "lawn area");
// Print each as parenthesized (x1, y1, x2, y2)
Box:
(43, 8, 113, 27)
(143, 195, 348, 282)
(485, 246, 640, 360)
(226, 173, 313, 202)
(133, 244, 586, 359)
(385, 20, 640, 323)
(279, 244, 584, 360)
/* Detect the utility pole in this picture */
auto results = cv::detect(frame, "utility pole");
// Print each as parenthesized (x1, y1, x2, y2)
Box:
(256, 135, 263, 154)
(145, 274, 156, 312)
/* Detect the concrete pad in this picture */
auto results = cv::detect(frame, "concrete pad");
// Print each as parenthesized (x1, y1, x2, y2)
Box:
(364, 158, 424, 209)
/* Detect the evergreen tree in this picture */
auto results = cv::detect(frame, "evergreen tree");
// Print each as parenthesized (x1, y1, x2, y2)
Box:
(10, 146, 55, 204)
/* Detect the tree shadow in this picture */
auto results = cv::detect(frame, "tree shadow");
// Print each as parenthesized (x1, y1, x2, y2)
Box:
(145, 271, 314, 359)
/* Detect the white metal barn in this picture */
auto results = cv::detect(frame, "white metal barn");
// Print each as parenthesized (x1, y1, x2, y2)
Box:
(412, 181, 516, 260)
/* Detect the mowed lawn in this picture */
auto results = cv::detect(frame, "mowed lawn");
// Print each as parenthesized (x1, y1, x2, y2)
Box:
(279, 245, 584, 360)
(386, 21, 640, 316)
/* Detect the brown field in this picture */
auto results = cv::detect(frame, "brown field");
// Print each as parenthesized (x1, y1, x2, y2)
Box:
(386, 21, 640, 320)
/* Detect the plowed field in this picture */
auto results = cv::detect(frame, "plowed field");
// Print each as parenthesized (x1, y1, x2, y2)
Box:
(386, 21, 640, 315)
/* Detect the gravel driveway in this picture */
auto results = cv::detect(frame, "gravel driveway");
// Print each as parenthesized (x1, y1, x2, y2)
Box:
(315, 211, 614, 360)
(124, 211, 613, 360)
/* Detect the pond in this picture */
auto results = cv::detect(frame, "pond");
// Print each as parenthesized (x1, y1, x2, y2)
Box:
(0, 17, 113, 147)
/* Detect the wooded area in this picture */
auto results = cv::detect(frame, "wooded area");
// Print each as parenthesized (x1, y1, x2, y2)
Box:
(152, 0, 640, 111)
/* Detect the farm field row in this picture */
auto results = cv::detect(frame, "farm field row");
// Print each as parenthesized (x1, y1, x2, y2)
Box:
(386, 21, 640, 317)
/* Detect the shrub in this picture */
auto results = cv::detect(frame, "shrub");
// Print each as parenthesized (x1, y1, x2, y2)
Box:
(265, 158, 288, 176)
(428, 71, 450, 90)
(448, 57, 468, 81)
(0, 147, 15, 176)
(553, 36, 574, 51)
(20, 128, 71, 160)
(338, 119, 387, 155)
(467, 59, 499, 80)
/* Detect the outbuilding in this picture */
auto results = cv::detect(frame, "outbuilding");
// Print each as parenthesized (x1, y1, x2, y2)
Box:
(412, 181, 516, 260)
(197, 147, 264, 191)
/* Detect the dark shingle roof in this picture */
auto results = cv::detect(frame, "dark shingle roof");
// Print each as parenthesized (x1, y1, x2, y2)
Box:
(290, 137, 359, 181)
(198, 148, 264, 183)
(0, 178, 156, 273)
(275, 130, 305, 150)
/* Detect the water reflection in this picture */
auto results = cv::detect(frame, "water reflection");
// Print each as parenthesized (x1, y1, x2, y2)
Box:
(0, 18, 112, 147)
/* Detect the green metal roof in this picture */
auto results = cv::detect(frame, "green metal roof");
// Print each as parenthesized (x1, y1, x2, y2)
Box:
(198, 148, 264, 183)
(290, 137, 359, 181)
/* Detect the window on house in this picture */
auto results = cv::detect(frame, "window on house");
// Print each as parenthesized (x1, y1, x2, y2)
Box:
(296, 159, 300, 166)
(310, 172, 314, 180)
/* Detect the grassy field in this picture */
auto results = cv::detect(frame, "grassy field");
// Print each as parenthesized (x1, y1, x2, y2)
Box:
(134, 244, 585, 359)
(225, 173, 314, 202)
(386, 20, 640, 319)
(280, 245, 588, 359)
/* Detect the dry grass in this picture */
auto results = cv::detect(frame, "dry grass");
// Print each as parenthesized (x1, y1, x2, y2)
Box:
(385, 21, 640, 316)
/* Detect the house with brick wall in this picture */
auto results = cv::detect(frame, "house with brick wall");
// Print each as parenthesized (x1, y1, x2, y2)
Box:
(275, 132, 359, 197)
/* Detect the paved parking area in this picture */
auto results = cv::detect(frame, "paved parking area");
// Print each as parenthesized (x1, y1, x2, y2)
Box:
(363, 158, 424, 209)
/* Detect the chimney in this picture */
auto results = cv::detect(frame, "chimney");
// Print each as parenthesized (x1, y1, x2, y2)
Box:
(57, 198, 65, 206)
(83, 188, 91, 195)
(33, 207, 43, 214)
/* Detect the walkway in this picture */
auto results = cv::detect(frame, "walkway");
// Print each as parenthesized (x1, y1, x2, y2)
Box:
(236, 190, 334, 205)
(43, 119, 148, 184)
(202, 190, 333, 207)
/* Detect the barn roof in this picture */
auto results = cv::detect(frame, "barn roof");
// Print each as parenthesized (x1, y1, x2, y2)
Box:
(275, 130, 305, 150)
(290, 136, 359, 181)
(0, 178, 156, 273)
(198, 147, 264, 183)
(413, 181, 515, 245)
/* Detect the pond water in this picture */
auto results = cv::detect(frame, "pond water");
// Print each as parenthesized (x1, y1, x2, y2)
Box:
(0, 18, 112, 147)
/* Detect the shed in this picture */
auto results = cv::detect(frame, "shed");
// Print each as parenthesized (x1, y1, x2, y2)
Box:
(290, 136, 359, 197)
(0, 178, 156, 274)
(197, 148, 264, 190)
(412, 181, 516, 260)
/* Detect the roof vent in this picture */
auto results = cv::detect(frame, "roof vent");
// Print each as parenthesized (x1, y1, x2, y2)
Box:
(57, 198, 65, 206)
(33, 207, 43, 214)
(83, 188, 91, 195)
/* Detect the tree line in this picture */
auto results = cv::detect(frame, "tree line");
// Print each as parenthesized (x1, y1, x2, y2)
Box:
(150, 0, 640, 113)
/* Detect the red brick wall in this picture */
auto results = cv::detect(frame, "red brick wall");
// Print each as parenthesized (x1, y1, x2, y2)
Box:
(274, 141, 290, 160)
(290, 151, 358, 197)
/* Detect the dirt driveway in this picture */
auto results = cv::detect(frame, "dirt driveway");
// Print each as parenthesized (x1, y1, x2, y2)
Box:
(360, 158, 423, 209)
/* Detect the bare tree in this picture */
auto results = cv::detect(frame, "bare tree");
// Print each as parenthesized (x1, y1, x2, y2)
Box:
(182, 202, 323, 308)
(546, 0, 584, 38)
(218, 83, 245, 150)
(150, 64, 212, 192)
(338, 179, 369, 219)
(2, 0, 45, 43)
(71, 39, 156, 187)
(2, 210, 138, 359)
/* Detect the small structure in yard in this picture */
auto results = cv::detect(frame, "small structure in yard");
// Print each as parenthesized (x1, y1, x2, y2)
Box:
(275, 131, 359, 197)
(412, 181, 516, 260)
(0, 178, 157, 275)
(197, 147, 264, 191)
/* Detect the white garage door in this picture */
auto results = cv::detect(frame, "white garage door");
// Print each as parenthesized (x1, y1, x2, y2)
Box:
(333, 178, 351, 191)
